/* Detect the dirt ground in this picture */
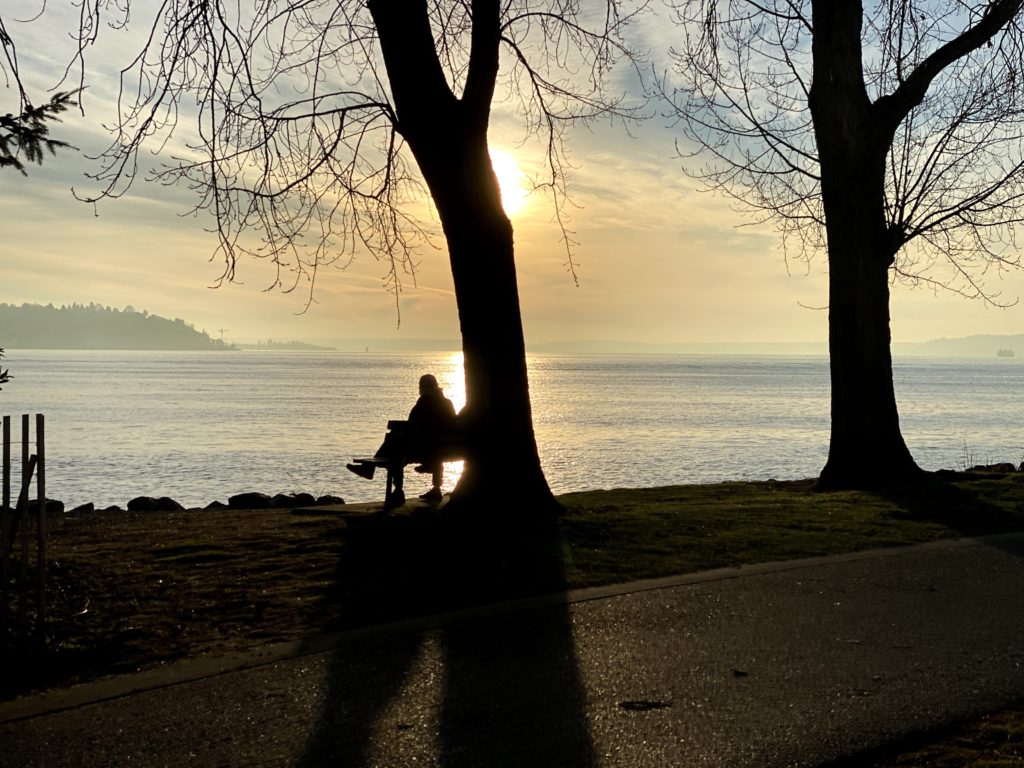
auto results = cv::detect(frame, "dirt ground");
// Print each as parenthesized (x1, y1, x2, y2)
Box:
(2, 495, 582, 699)
(2, 503, 389, 697)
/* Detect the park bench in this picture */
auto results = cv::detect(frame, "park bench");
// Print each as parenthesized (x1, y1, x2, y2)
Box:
(348, 419, 466, 508)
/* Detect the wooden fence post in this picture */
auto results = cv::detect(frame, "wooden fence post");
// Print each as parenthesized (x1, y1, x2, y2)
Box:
(1, 415, 8, 613)
(36, 413, 45, 634)
(20, 415, 28, 572)
(1, 414, 48, 639)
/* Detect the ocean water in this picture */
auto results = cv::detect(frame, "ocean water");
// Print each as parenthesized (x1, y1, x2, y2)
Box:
(0, 349, 1020, 510)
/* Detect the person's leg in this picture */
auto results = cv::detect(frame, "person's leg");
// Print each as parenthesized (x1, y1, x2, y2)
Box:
(417, 460, 443, 501)
(379, 427, 411, 510)
(383, 462, 406, 510)
(389, 461, 406, 494)
(375, 431, 402, 460)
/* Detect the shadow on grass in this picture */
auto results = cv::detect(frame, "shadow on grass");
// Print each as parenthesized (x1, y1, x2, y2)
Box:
(875, 471, 1024, 559)
(297, 501, 595, 767)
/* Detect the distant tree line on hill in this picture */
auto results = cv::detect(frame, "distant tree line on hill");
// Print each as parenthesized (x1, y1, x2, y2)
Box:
(0, 303, 233, 350)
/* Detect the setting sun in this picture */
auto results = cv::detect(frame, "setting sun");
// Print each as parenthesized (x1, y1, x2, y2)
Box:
(489, 148, 529, 216)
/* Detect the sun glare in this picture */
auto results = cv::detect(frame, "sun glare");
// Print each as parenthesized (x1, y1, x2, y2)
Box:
(489, 148, 529, 216)
(438, 351, 466, 493)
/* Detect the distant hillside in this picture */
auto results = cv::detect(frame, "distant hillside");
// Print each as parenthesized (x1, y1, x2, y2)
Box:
(0, 303, 233, 351)
(899, 333, 1024, 358)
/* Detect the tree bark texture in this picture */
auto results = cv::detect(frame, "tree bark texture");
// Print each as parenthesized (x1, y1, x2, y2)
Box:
(810, 0, 922, 487)
(369, 0, 556, 510)
(819, 226, 921, 488)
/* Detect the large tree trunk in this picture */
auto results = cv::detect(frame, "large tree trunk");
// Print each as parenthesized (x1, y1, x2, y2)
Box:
(427, 140, 556, 510)
(818, 221, 921, 488)
(369, 0, 557, 513)
(811, 0, 923, 489)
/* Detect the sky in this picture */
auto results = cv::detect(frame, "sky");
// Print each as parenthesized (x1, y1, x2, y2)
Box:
(3, 3, 1024, 350)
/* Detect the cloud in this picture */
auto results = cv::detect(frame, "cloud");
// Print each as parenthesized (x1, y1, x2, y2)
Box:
(3, 1, 1022, 349)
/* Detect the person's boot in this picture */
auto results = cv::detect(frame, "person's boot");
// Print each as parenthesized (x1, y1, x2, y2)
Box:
(419, 487, 443, 502)
(382, 488, 406, 511)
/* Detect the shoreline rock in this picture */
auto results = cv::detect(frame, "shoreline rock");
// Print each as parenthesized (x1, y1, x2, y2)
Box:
(30, 491, 346, 516)
(128, 496, 186, 513)
(25, 498, 64, 515)
(968, 462, 1018, 474)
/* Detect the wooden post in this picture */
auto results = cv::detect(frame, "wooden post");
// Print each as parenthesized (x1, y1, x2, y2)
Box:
(1, 415, 8, 613)
(2, 416, 9, 551)
(20, 415, 28, 568)
(12, 454, 37, 632)
(1, 415, 7, 507)
(36, 413, 45, 634)
(18, 412, 31, 627)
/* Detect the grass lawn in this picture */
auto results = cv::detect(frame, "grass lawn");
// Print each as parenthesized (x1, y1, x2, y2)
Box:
(2, 470, 1023, 763)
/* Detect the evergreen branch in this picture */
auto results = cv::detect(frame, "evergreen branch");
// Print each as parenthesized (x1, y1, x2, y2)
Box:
(0, 90, 79, 175)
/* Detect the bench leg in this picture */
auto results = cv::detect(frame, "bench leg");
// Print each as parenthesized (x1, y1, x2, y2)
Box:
(384, 468, 394, 508)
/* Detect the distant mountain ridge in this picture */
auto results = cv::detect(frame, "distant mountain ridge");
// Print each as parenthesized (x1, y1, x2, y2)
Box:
(903, 333, 1024, 357)
(3, 301, 1020, 355)
(0, 302, 233, 351)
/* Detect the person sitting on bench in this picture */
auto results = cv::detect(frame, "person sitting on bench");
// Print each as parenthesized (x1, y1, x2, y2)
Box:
(347, 373, 458, 507)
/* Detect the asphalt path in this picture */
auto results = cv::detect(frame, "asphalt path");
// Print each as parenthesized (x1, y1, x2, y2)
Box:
(2, 534, 1023, 767)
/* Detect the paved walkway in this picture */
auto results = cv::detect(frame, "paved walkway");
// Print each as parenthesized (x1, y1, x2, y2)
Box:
(2, 534, 1023, 767)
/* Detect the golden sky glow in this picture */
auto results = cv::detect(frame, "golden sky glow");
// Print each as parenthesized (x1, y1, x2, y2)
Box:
(2, 6, 1024, 350)
(490, 148, 530, 217)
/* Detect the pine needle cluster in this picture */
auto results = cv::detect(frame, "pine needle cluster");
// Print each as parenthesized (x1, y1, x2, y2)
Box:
(0, 90, 77, 175)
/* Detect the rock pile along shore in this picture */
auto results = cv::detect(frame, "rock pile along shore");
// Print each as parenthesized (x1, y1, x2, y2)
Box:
(25, 491, 347, 516)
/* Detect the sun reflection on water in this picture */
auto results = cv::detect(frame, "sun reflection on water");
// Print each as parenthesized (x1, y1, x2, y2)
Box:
(438, 351, 466, 413)
(437, 351, 466, 492)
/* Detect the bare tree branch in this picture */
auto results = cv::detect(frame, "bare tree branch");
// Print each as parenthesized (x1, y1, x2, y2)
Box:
(28, 0, 646, 305)
(665, 0, 1024, 302)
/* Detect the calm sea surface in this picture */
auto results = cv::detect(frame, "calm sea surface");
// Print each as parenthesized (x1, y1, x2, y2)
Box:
(0, 350, 1021, 509)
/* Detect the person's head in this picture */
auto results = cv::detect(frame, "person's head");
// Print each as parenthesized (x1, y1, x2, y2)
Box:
(419, 373, 440, 396)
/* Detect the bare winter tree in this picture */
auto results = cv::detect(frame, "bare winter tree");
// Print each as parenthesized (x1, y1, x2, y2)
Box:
(49, 0, 643, 512)
(665, 1, 1024, 488)
(1, 15, 76, 173)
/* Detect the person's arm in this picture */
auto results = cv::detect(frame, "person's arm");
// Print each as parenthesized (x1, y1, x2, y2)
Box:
(408, 397, 425, 424)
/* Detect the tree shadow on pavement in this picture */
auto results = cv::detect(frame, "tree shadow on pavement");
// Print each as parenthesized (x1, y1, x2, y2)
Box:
(296, 502, 595, 767)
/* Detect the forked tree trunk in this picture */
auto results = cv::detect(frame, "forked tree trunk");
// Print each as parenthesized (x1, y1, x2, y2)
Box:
(370, 0, 557, 512)
(811, 0, 923, 489)
(426, 141, 555, 509)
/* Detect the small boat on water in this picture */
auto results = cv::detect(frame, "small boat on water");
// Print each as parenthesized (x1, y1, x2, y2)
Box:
(997, 348, 1015, 358)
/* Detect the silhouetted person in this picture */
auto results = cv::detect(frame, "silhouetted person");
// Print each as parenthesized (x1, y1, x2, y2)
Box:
(403, 373, 458, 501)
(348, 373, 457, 508)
